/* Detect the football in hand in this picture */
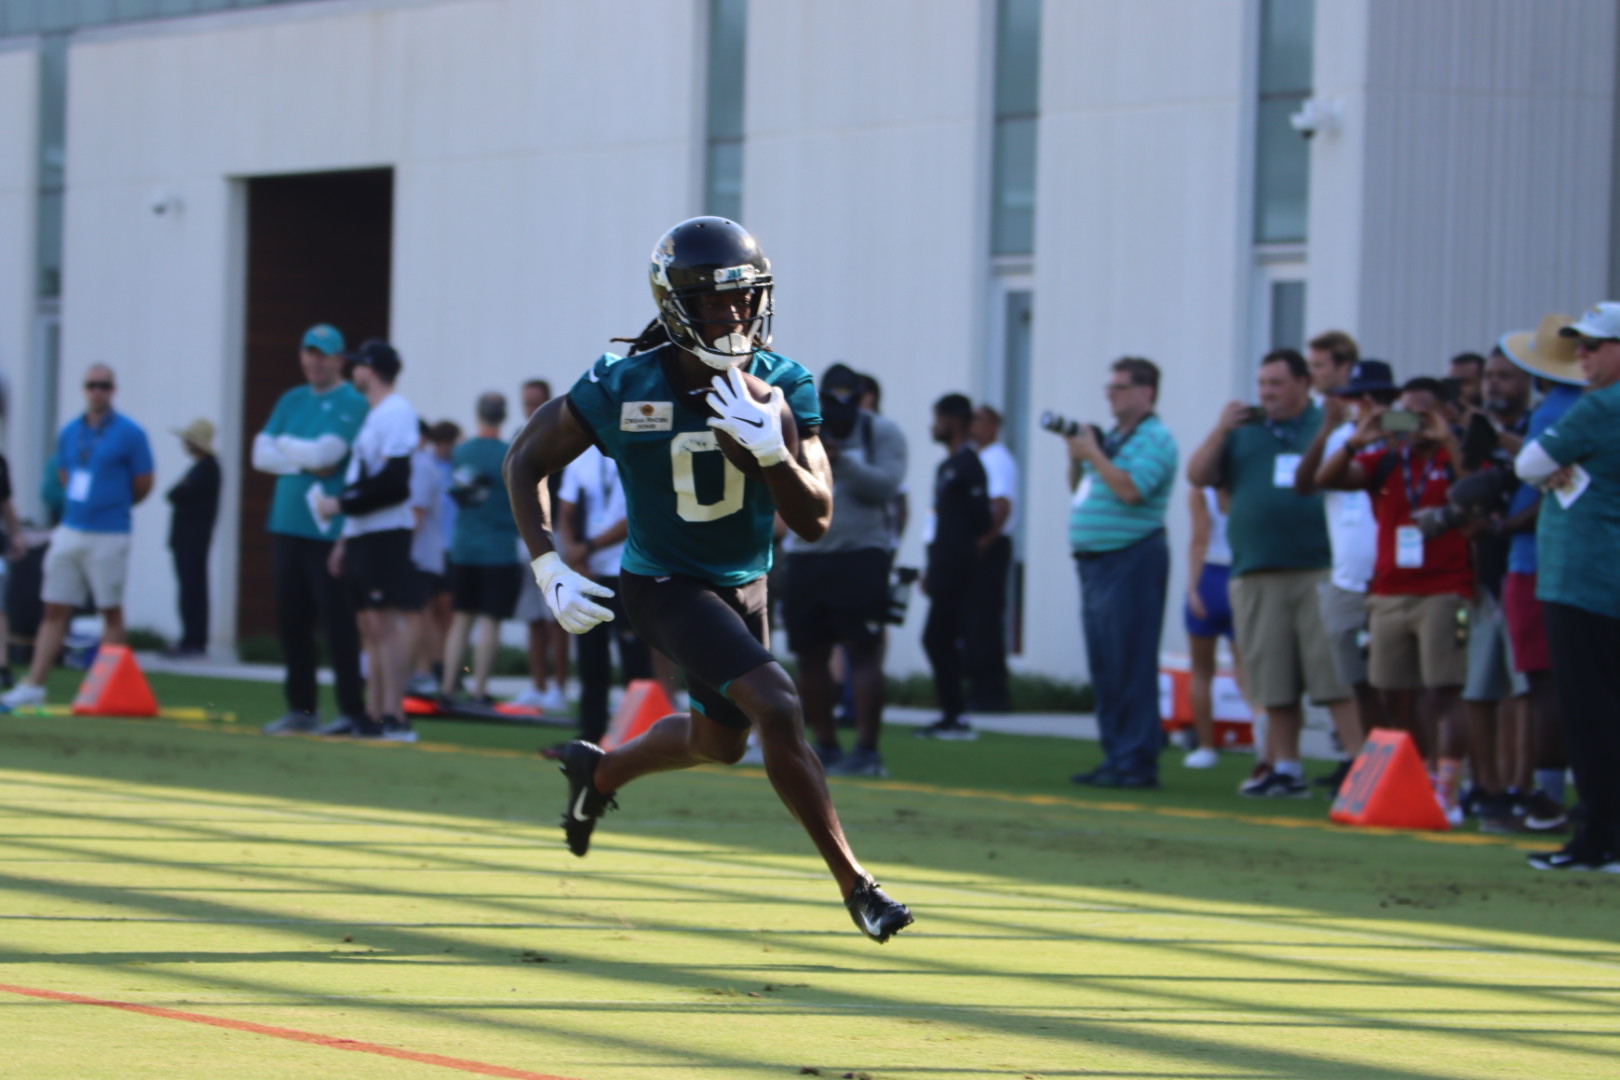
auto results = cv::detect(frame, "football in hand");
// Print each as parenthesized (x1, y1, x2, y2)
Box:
(708, 369, 800, 480)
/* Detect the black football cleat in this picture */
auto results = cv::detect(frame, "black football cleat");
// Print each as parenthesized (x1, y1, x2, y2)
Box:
(845, 876, 914, 943)
(558, 740, 617, 857)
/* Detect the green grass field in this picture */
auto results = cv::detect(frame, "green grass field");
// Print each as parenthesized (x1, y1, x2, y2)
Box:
(1, 670, 1617, 1079)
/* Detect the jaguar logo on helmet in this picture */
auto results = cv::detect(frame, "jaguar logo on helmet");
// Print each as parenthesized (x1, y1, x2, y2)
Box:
(647, 216, 775, 371)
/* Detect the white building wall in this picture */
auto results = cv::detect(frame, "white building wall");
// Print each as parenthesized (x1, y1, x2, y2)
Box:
(744, 0, 986, 677)
(1309, 0, 1618, 369)
(62, 0, 700, 648)
(38, 0, 1620, 683)
(0, 44, 38, 512)
(1026, 0, 1254, 679)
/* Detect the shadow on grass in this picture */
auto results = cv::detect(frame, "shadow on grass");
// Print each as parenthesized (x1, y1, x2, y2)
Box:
(2, 768, 1616, 1080)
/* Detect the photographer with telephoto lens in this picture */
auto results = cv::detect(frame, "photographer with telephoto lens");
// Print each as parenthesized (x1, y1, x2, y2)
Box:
(1316, 377, 1473, 812)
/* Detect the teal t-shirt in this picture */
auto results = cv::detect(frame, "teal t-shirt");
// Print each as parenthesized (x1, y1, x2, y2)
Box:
(1218, 403, 1332, 577)
(450, 436, 520, 566)
(1534, 381, 1620, 618)
(565, 346, 821, 586)
(262, 383, 368, 540)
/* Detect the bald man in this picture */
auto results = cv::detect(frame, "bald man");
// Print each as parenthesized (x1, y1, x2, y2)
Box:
(3, 364, 154, 708)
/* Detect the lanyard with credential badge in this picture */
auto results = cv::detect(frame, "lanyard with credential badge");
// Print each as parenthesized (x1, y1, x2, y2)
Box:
(77, 414, 113, 466)
(1400, 447, 1435, 513)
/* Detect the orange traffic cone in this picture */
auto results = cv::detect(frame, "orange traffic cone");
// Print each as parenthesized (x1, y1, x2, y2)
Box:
(600, 679, 677, 750)
(1330, 729, 1450, 831)
(71, 645, 160, 718)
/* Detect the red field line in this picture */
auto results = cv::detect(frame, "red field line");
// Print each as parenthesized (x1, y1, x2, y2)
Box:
(0, 982, 582, 1080)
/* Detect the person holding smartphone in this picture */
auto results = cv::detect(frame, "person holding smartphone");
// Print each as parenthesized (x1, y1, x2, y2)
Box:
(1316, 377, 1474, 810)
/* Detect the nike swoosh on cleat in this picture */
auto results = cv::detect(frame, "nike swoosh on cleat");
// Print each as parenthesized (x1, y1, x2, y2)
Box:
(571, 789, 593, 821)
(861, 911, 887, 937)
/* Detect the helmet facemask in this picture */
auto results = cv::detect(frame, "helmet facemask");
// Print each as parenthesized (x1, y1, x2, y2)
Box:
(659, 279, 774, 370)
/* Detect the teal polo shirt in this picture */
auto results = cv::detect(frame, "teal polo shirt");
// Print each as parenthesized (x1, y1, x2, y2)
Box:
(449, 436, 520, 566)
(1069, 414, 1178, 554)
(1534, 381, 1620, 619)
(261, 383, 368, 540)
(1218, 403, 1332, 577)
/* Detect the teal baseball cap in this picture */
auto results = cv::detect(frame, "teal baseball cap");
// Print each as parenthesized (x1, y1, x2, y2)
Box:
(301, 324, 345, 356)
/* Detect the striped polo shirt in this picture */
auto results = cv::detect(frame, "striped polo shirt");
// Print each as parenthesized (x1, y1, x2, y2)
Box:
(1069, 413, 1178, 555)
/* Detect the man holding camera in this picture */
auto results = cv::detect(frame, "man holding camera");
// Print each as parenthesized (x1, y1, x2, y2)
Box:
(782, 364, 907, 773)
(1187, 349, 1354, 798)
(1068, 357, 1177, 789)
(1317, 377, 1472, 776)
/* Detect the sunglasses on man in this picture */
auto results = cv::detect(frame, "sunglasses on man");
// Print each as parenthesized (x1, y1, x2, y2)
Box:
(84, 381, 114, 391)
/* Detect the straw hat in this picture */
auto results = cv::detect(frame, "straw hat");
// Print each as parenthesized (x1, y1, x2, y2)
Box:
(1500, 314, 1586, 387)
(172, 418, 216, 455)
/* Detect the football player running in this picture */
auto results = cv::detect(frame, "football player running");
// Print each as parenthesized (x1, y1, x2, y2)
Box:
(504, 217, 913, 943)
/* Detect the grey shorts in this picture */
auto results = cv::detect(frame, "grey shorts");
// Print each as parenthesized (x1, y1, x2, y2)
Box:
(1463, 590, 1529, 703)
(513, 567, 555, 624)
(1316, 581, 1369, 688)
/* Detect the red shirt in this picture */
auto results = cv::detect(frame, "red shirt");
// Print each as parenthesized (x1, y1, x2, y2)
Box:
(1353, 445, 1473, 597)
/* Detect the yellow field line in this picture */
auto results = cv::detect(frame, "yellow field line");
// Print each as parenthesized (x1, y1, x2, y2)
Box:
(156, 717, 1546, 853)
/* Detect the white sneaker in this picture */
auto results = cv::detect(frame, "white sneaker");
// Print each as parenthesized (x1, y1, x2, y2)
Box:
(537, 686, 569, 713)
(1, 683, 46, 709)
(509, 687, 547, 708)
(1183, 747, 1219, 769)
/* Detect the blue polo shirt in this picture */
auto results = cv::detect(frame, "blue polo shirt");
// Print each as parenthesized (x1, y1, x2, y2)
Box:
(57, 411, 154, 534)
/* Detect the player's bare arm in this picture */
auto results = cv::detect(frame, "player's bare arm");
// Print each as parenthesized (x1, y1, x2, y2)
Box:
(763, 430, 832, 541)
(503, 396, 592, 561)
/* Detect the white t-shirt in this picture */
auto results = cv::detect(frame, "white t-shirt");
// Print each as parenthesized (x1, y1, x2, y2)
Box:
(559, 445, 627, 578)
(408, 444, 446, 574)
(1324, 421, 1377, 592)
(342, 393, 419, 537)
(1203, 487, 1232, 567)
(977, 441, 1019, 536)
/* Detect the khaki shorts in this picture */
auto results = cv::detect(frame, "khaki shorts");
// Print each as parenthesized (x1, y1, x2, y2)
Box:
(1229, 569, 1349, 708)
(41, 525, 131, 609)
(1367, 592, 1467, 691)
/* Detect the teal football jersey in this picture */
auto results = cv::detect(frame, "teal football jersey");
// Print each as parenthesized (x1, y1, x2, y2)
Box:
(565, 345, 821, 586)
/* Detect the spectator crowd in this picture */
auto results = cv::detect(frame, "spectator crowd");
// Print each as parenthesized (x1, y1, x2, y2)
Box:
(4, 300, 1620, 873)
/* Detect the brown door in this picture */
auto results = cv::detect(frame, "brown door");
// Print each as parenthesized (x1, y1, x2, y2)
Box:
(237, 169, 392, 641)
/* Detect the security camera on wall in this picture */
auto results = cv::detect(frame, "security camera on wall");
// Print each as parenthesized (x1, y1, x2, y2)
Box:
(1288, 97, 1341, 140)
(149, 188, 182, 217)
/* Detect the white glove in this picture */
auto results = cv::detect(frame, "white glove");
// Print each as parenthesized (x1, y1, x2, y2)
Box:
(706, 367, 788, 467)
(531, 551, 615, 634)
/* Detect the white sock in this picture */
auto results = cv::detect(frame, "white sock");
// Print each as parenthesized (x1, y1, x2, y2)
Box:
(1273, 759, 1303, 778)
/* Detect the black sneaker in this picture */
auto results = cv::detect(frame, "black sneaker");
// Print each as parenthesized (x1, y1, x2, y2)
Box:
(1526, 842, 1619, 872)
(314, 713, 376, 737)
(1519, 791, 1571, 833)
(558, 740, 617, 857)
(378, 716, 418, 743)
(1241, 771, 1309, 798)
(1071, 766, 1119, 787)
(845, 876, 913, 943)
(261, 710, 320, 735)
(1313, 760, 1352, 794)
(913, 717, 977, 741)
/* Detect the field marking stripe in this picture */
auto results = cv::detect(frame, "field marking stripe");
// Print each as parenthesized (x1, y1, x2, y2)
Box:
(0, 982, 580, 1080)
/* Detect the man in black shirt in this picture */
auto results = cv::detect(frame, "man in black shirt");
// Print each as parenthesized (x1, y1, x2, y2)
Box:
(167, 419, 221, 657)
(917, 393, 990, 739)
